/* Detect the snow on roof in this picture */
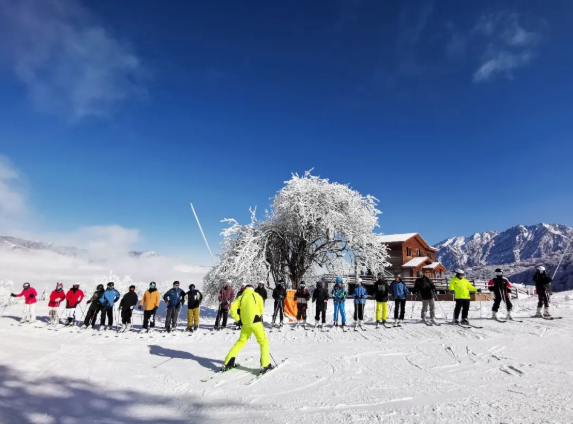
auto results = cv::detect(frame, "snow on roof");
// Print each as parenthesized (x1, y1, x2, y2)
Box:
(379, 233, 418, 243)
(423, 262, 444, 269)
(402, 257, 431, 268)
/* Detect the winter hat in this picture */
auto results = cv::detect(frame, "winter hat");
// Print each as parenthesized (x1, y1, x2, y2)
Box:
(300, 281, 306, 288)
(56, 283, 63, 290)
(225, 279, 232, 285)
(96, 284, 104, 291)
(107, 282, 114, 288)
(23, 282, 30, 288)
(245, 284, 253, 289)
(335, 277, 343, 284)
(258, 281, 265, 286)
(495, 268, 503, 276)
(149, 282, 156, 289)
(455, 269, 465, 276)
(537, 266, 546, 272)
(357, 278, 363, 285)
(129, 285, 136, 290)
(189, 284, 195, 290)
(317, 281, 323, 288)
(73, 283, 80, 288)
(173, 281, 180, 286)
(417, 271, 423, 277)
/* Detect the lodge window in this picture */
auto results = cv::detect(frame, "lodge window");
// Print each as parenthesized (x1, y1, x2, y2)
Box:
(406, 247, 412, 257)
(417, 249, 423, 257)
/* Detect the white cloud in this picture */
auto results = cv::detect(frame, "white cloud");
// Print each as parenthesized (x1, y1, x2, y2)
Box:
(0, 155, 28, 231)
(472, 11, 541, 83)
(0, 0, 148, 119)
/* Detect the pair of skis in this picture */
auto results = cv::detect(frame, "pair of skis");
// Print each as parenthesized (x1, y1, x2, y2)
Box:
(201, 357, 288, 385)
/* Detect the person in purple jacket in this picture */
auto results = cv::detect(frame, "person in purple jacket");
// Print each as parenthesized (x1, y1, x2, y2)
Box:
(214, 280, 235, 330)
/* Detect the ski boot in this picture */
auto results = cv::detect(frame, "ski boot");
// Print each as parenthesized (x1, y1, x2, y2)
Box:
(382, 320, 387, 326)
(398, 319, 403, 327)
(461, 319, 469, 325)
(358, 320, 364, 330)
(543, 307, 551, 318)
(221, 358, 237, 372)
(333, 322, 339, 328)
(302, 321, 307, 330)
(393, 319, 398, 327)
(430, 318, 438, 325)
(194, 325, 198, 331)
(185, 326, 192, 332)
(354, 322, 359, 331)
(166, 327, 171, 333)
(315, 320, 319, 329)
(492, 311, 497, 320)
(453, 319, 459, 325)
(341, 323, 347, 331)
(534, 308, 543, 317)
(506, 311, 513, 321)
(375, 321, 380, 329)
(260, 363, 275, 375)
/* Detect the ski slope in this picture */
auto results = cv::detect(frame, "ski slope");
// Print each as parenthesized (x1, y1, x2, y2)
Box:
(1, 293, 573, 423)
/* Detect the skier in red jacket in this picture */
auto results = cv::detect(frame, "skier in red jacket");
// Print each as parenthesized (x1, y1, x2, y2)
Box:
(64, 284, 84, 326)
(11, 282, 38, 324)
(48, 283, 66, 326)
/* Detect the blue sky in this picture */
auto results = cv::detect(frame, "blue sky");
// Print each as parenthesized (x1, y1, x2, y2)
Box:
(0, 0, 572, 266)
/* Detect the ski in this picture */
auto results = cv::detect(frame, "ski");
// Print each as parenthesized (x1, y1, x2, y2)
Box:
(201, 357, 254, 383)
(245, 359, 289, 386)
(526, 316, 563, 320)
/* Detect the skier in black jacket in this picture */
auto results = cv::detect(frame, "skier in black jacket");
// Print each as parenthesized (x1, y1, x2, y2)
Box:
(254, 282, 268, 304)
(488, 268, 513, 320)
(533, 266, 553, 317)
(312, 280, 329, 329)
(271, 281, 287, 328)
(373, 274, 390, 328)
(119, 285, 138, 332)
(186, 284, 203, 331)
(413, 271, 437, 323)
(83, 284, 105, 329)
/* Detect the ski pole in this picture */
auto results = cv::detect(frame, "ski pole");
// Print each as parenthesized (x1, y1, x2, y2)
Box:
(433, 291, 448, 320)
(410, 294, 418, 319)
(269, 351, 279, 368)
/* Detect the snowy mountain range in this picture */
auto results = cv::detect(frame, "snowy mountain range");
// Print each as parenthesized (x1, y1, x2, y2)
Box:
(435, 223, 573, 291)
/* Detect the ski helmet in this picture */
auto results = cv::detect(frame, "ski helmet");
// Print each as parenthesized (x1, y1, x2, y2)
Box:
(96, 284, 104, 291)
(225, 279, 232, 285)
(73, 283, 80, 288)
(258, 281, 265, 287)
(537, 266, 546, 272)
(189, 284, 195, 290)
(245, 284, 253, 289)
(107, 282, 114, 288)
(495, 268, 503, 276)
(455, 269, 465, 276)
(336, 277, 343, 284)
(149, 282, 156, 289)
(357, 278, 362, 285)
(394, 274, 401, 279)
(129, 285, 136, 290)
(300, 281, 306, 288)
(417, 271, 423, 277)
(173, 281, 180, 287)
(56, 283, 63, 290)
(23, 282, 30, 288)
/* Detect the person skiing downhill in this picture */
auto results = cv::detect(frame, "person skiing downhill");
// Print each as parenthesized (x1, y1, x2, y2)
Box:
(185, 284, 203, 331)
(488, 268, 513, 320)
(390, 275, 410, 326)
(222, 284, 272, 374)
(83, 284, 105, 328)
(215, 281, 235, 330)
(533, 266, 553, 317)
(99, 282, 120, 330)
(48, 283, 65, 326)
(332, 277, 348, 330)
(293, 282, 311, 329)
(139, 282, 160, 332)
(312, 280, 329, 329)
(413, 271, 437, 323)
(449, 269, 479, 325)
(11, 282, 38, 324)
(374, 274, 390, 328)
(271, 280, 287, 328)
(64, 284, 84, 326)
(353, 278, 367, 330)
(119, 285, 138, 332)
(163, 281, 185, 333)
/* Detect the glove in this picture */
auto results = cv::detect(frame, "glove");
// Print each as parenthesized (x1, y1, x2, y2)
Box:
(153, 306, 158, 311)
(138, 305, 142, 310)
(130, 306, 134, 310)
(477, 289, 482, 293)
(10, 293, 15, 297)
(450, 290, 455, 295)
(87, 300, 92, 304)
(28, 294, 35, 298)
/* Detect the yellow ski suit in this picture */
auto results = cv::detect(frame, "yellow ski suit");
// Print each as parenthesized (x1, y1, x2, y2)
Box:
(224, 287, 270, 367)
(448, 277, 477, 299)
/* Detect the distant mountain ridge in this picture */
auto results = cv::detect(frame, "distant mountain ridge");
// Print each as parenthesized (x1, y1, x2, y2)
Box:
(434, 223, 573, 291)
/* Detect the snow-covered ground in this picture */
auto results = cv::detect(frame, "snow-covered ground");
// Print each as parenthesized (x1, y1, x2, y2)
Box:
(2, 293, 573, 423)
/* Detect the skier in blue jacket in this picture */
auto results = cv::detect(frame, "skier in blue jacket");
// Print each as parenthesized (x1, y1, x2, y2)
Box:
(163, 281, 185, 332)
(390, 275, 410, 326)
(353, 278, 368, 330)
(332, 277, 347, 330)
(98, 282, 120, 330)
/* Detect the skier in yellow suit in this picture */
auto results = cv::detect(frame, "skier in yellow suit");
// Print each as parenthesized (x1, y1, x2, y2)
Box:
(222, 284, 272, 373)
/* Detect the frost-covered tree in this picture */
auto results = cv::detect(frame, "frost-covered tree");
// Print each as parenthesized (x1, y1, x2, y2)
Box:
(203, 171, 390, 297)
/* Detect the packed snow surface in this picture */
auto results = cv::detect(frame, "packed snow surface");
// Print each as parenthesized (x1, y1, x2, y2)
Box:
(2, 293, 573, 423)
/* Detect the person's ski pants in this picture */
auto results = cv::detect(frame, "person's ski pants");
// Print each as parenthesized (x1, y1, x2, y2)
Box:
(421, 299, 435, 319)
(315, 304, 327, 323)
(376, 302, 388, 322)
(537, 291, 550, 308)
(272, 300, 284, 323)
(22, 304, 36, 322)
(333, 301, 346, 324)
(394, 299, 406, 320)
(224, 322, 270, 367)
(215, 307, 229, 328)
(354, 303, 365, 321)
(84, 306, 101, 327)
(187, 307, 200, 327)
(296, 305, 307, 321)
(121, 309, 133, 324)
(492, 295, 513, 312)
(143, 309, 156, 329)
(454, 299, 470, 320)
(100, 307, 113, 326)
(65, 307, 77, 319)
(165, 307, 180, 329)
(49, 307, 59, 323)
